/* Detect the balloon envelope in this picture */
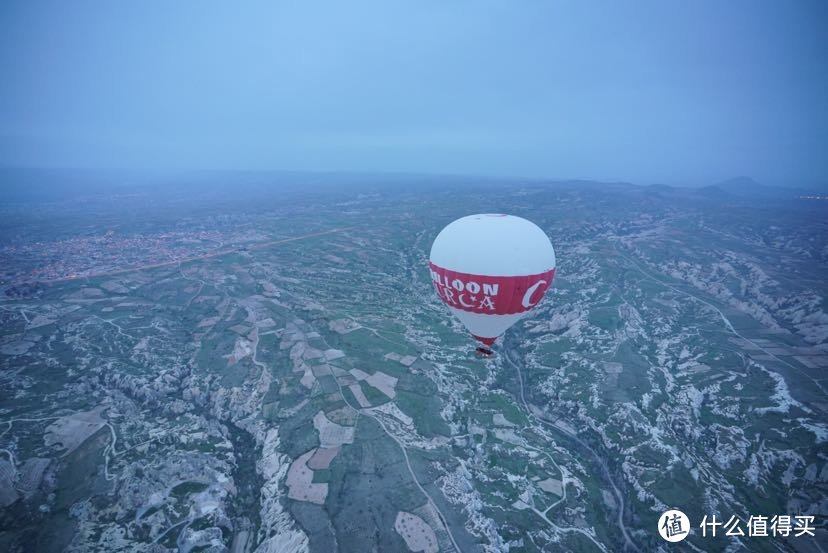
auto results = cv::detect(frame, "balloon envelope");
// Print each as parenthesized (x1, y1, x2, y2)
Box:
(428, 214, 556, 346)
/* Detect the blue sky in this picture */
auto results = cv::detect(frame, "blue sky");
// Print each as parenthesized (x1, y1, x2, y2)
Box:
(1, 0, 825, 186)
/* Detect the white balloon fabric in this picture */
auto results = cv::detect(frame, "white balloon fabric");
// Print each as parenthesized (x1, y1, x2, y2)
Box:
(428, 214, 557, 346)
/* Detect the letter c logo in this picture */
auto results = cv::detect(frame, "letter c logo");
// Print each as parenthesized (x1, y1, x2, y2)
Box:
(521, 280, 547, 308)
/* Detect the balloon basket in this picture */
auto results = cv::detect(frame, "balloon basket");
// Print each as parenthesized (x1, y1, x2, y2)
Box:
(475, 346, 495, 358)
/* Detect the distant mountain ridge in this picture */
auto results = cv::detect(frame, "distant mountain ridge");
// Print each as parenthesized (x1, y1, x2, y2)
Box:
(699, 176, 787, 199)
(0, 167, 822, 203)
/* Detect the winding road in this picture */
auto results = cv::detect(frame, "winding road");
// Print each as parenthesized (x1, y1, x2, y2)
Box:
(503, 346, 640, 552)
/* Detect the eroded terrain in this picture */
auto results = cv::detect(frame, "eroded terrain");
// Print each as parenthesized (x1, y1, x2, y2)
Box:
(1, 178, 827, 552)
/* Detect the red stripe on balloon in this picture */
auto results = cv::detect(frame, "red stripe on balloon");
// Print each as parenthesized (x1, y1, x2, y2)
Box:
(428, 262, 555, 315)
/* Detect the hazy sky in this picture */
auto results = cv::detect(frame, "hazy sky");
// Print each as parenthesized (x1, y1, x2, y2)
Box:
(1, 0, 826, 186)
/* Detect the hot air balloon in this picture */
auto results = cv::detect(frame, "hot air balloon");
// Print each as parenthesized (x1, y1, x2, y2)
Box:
(428, 214, 556, 355)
